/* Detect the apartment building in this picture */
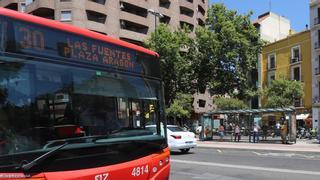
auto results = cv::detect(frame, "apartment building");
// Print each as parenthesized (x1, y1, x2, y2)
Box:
(261, 30, 312, 122)
(0, 0, 208, 46)
(252, 12, 291, 109)
(310, 0, 320, 130)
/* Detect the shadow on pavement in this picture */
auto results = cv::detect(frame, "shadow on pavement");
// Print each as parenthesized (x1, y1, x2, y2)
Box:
(170, 151, 195, 156)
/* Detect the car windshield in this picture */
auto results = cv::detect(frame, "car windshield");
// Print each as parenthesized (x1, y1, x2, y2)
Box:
(168, 126, 185, 132)
(0, 57, 164, 164)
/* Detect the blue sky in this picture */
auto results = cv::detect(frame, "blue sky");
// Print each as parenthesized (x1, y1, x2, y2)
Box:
(209, 0, 309, 32)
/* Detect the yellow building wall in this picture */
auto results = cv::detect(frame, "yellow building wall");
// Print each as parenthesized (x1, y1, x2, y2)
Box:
(261, 30, 312, 110)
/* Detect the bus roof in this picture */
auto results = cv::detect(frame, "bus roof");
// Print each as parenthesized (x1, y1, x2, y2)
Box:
(0, 8, 158, 57)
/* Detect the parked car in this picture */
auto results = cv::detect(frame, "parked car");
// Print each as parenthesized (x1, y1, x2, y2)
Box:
(146, 125, 197, 153)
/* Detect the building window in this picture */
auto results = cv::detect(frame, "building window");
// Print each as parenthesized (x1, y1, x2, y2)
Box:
(268, 73, 275, 87)
(198, 18, 205, 26)
(198, 99, 206, 108)
(186, 0, 194, 3)
(292, 66, 301, 81)
(60, 10, 72, 21)
(160, 15, 171, 24)
(120, 20, 148, 34)
(88, 0, 106, 5)
(294, 98, 301, 107)
(159, 0, 170, 9)
(120, 2, 148, 18)
(198, 5, 205, 16)
(268, 53, 276, 70)
(86, 10, 107, 24)
(291, 46, 300, 63)
(180, 7, 194, 17)
(25, 0, 34, 6)
(20, 3, 26, 12)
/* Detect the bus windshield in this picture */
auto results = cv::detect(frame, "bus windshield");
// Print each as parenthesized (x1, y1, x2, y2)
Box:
(0, 57, 165, 169)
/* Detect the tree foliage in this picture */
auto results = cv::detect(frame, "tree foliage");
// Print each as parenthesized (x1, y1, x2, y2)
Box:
(145, 3, 263, 107)
(144, 24, 192, 105)
(189, 4, 263, 98)
(264, 78, 304, 108)
(166, 93, 193, 119)
(215, 97, 248, 110)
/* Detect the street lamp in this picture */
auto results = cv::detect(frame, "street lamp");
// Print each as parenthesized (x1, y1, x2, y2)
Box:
(148, 9, 164, 30)
(148, 9, 164, 48)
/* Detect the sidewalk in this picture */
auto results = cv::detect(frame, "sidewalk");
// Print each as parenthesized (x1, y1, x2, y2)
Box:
(197, 139, 320, 153)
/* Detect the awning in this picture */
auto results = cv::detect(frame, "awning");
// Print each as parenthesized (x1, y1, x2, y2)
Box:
(296, 113, 309, 120)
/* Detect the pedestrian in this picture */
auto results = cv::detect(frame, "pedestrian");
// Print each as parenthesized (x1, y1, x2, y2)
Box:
(261, 124, 268, 141)
(218, 123, 225, 142)
(253, 123, 260, 143)
(234, 124, 241, 142)
(280, 121, 288, 144)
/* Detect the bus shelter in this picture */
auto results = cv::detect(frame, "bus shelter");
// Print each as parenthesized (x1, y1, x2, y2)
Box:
(200, 108, 296, 143)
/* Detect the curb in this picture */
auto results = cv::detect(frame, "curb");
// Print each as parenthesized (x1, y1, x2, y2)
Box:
(196, 144, 320, 153)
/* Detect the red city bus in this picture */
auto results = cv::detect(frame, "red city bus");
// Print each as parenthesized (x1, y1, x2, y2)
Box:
(0, 8, 169, 180)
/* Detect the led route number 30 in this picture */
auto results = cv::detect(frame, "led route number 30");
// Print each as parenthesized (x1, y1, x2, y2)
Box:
(19, 27, 45, 51)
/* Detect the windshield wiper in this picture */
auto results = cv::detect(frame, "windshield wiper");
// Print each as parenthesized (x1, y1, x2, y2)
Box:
(16, 142, 68, 172)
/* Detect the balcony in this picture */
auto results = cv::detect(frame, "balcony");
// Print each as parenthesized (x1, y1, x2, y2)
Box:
(159, 7, 171, 17)
(314, 17, 320, 26)
(120, 0, 147, 10)
(86, 21, 107, 33)
(180, 14, 194, 26)
(86, 1, 108, 14)
(88, 0, 106, 5)
(0, 0, 20, 11)
(120, 20, 148, 35)
(180, 21, 194, 32)
(315, 67, 320, 76)
(25, 0, 54, 14)
(120, 11, 147, 27)
(179, 0, 194, 11)
(86, 10, 107, 24)
(197, 11, 205, 21)
(315, 41, 320, 50)
(119, 29, 147, 43)
(159, 0, 171, 9)
(313, 96, 320, 105)
(160, 15, 171, 25)
(290, 56, 302, 64)
(120, 1, 148, 18)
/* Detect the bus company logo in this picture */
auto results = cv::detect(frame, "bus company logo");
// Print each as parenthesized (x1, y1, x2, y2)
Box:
(0, 173, 30, 179)
(63, 39, 135, 70)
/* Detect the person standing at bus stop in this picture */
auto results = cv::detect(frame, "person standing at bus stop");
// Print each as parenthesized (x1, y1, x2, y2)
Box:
(218, 123, 225, 142)
(234, 124, 241, 142)
(253, 123, 260, 143)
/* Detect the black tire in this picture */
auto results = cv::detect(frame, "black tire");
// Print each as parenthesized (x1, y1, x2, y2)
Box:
(180, 148, 190, 153)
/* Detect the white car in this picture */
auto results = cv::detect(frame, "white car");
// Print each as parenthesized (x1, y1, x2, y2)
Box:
(146, 125, 197, 153)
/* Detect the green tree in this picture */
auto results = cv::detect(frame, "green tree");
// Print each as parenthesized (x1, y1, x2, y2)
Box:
(145, 24, 193, 105)
(166, 93, 193, 124)
(215, 97, 248, 110)
(189, 4, 263, 98)
(264, 78, 304, 108)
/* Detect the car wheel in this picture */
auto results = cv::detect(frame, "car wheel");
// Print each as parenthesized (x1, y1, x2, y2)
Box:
(180, 148, 190, 153)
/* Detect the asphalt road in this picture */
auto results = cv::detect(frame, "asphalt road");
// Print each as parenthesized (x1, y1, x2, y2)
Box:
(170, 147, 320, 180)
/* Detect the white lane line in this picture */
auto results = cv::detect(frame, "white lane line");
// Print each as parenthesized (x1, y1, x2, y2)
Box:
(171, 159, 320, 176)
(217, 149, 222, 153)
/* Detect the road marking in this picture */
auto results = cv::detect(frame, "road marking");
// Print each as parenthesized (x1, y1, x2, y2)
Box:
(171, 159, 320, 176)
(252, 151, 320, 160)
(217, 149, 222, 153)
